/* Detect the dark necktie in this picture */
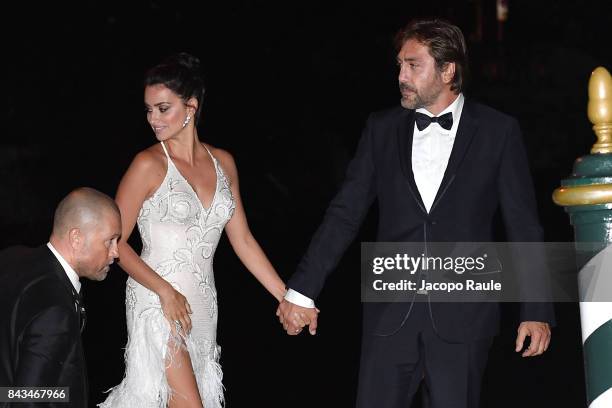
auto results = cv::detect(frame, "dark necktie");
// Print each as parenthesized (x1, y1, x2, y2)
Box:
(73, 290, 87, 333)
(415, 112, 453, 131)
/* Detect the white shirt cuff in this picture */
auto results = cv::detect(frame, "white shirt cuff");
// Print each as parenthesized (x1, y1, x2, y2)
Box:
(284, 289, 315, 308)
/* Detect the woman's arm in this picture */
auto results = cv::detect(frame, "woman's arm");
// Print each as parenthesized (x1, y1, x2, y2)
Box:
(216, 149, 286, 303)
(115, 150, 193, 333)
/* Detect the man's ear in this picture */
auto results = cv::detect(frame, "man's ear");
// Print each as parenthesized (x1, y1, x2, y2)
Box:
(441, 62, 456, 85)
(68, 228, 82, 250)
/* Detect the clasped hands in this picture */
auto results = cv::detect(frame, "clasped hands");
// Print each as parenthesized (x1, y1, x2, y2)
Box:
(276, 299, 319, 335)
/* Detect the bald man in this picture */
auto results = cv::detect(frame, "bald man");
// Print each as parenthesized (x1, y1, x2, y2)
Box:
(0, 187, 121, 407)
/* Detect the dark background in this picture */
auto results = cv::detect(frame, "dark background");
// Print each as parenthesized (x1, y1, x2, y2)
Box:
(2, 0, 611, 406)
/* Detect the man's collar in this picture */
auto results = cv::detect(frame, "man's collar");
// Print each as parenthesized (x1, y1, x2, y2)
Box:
(416, 93, 463, 116)
(47, 242, 81, 293)
(415, 93, 464, 135)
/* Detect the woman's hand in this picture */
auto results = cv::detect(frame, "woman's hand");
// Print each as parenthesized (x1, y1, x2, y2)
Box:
(159, 284, 193, 336)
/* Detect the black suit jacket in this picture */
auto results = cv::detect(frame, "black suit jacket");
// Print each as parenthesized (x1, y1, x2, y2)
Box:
(0, 246, 88, 407)
(288, 98, 555, 342)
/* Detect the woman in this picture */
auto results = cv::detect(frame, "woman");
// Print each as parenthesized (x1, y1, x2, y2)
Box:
(99, 53, 290, 408)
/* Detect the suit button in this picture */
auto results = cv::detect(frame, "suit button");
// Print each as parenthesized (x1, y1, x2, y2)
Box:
(428, 220, 437, 225)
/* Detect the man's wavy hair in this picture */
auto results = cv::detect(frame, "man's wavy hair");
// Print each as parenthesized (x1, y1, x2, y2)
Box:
(395, 18, 469, 93)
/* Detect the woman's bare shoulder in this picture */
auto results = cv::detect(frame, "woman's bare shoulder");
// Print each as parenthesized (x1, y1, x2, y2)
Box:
(130, 144, 166, 173)
(203, 143, 237, 184)
(120, 144, 168, 190)
(117, 144, 169, 201)
(206, 144, 235, 169)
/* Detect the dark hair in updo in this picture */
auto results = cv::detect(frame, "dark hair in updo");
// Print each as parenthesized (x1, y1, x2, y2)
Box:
(144, 52, 206, 124)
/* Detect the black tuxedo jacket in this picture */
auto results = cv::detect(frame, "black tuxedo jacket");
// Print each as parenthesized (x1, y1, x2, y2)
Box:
(0, 246, 87, 407)
(288, 98, 555, 342)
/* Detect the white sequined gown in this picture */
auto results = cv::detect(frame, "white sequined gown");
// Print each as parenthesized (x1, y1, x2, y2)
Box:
(100, 141, 235, 407)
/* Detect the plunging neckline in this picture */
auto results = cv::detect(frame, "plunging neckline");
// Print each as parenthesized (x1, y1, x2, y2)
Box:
(162, 142, 219, 213)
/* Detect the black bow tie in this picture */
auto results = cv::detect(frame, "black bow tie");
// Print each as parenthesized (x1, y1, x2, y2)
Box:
(415, 112, 453, 131)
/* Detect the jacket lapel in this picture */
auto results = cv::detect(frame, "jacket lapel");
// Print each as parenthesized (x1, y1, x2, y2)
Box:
(43, 246, 81, 308)
(430, 98, 479, 212)
(396, 109, 427, 214)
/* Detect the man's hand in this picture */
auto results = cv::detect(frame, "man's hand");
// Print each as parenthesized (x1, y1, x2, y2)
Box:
(515, 321, 551, 357)
(276, 299, 319, 336)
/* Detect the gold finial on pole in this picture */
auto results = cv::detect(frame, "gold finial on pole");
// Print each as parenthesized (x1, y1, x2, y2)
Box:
(589, 67, 612, 154)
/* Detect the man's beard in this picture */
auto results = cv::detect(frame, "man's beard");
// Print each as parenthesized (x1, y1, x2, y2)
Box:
(399, 83, 423, 109)
(399, 78, 443, 110)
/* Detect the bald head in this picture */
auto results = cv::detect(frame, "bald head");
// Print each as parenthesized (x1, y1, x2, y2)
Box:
(50, 188, 121, 281)
(51, 187, 120, 238)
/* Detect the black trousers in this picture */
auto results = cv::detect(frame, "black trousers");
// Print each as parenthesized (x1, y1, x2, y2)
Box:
(356, 302, 492, 408)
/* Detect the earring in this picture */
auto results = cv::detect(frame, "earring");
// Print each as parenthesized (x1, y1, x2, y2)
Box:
(182, 115, 191, 128)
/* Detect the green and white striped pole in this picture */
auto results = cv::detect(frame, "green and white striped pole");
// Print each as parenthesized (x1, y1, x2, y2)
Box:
(554, 67, 612, 407)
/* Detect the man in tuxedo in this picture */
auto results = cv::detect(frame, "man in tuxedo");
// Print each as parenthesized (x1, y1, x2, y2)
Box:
(277, 18, 555, 407)
(0, 187, 121, 407)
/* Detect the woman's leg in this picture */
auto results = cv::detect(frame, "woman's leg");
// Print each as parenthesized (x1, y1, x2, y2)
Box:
(166, 338, 204, 408)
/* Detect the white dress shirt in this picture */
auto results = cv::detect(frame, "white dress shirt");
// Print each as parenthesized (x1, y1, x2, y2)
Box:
(47, 242, 81, 293)
(285, 94, 465, 308)
(413, 93, 464, 212)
